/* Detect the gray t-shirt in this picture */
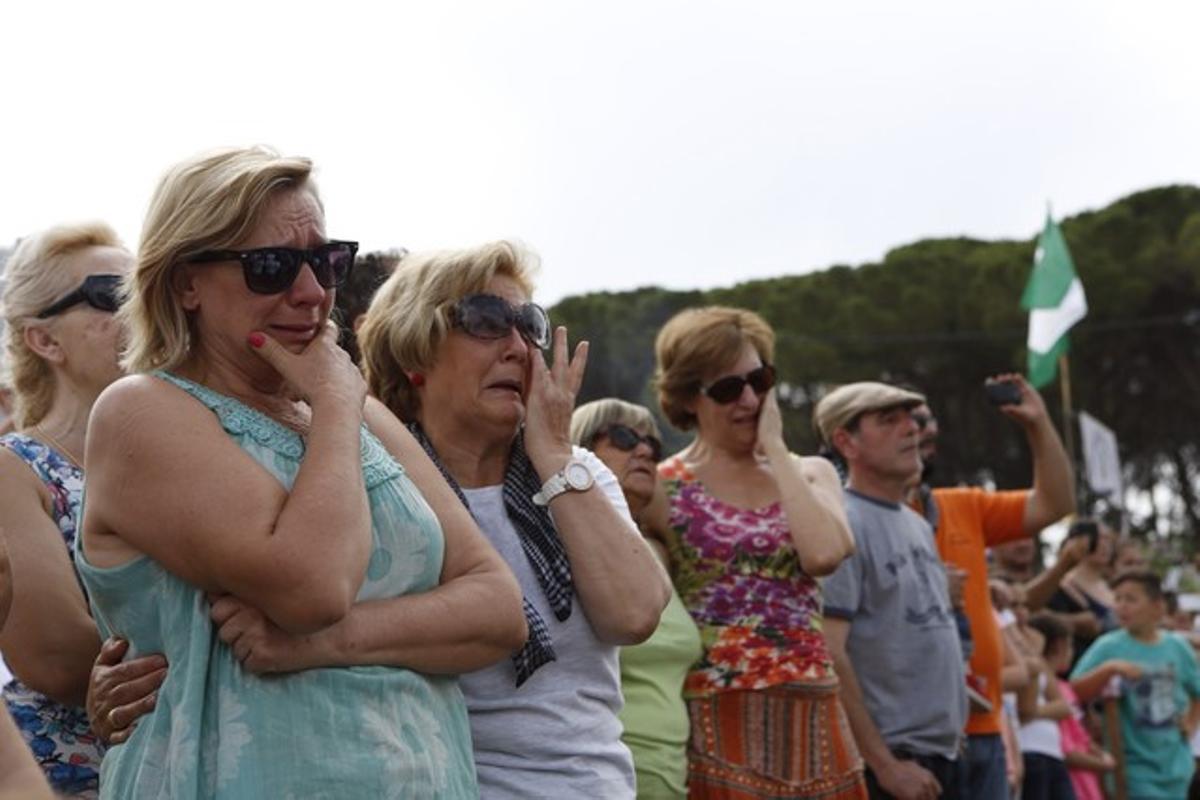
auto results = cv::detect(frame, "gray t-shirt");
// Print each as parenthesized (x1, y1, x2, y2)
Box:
(823, 488, 968, 759)
(459, 447, 637, 799)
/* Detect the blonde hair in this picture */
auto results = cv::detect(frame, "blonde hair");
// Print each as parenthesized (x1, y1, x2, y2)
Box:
(121, 146, 318, 372)
(570, 398, 661, 450)
(654, 305, 775, 431)
(1, 221, 122, 427)
(359, 240, 537, 422)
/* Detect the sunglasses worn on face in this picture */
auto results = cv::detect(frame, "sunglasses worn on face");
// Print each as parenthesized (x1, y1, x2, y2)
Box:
(700, 364, 777, 404)
(185, 240, 358, 295)
(451, 293, 551, 350)
(36, 274, 123, 318)
(599, 424, 664, 461)
(912, 412, 936, 431)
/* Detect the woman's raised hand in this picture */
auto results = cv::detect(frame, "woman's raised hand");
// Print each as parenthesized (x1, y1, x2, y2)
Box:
(248, 320, 366, 411)
(755, 390, 788, 461)
(523, 326, 588, 474)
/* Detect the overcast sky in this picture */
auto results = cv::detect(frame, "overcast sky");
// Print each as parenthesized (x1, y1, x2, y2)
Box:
(3, 1, 1199, 304)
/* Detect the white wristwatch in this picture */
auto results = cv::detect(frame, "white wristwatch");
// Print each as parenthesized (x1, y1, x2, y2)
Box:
(532, 457, 596, 506)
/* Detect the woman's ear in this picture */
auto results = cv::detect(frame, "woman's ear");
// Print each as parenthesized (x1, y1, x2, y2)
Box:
(174, 264, 202, 311)
(23, 323, 64, 365)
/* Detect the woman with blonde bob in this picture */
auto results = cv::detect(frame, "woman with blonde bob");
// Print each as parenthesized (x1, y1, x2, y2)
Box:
(77, 146, 524, 798)
(0, 221, 132, 796)
(357, 241, 670, 799)
(654, 306, 866, 799)
(570, 398, 702, 799)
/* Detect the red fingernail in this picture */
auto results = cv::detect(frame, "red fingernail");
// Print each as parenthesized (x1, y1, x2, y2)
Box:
(248, 333, 265, 348)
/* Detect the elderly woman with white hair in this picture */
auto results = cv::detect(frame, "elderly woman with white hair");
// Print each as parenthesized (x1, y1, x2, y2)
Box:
(354, 241, 671, 798)
(570, 398, 702, 799)
(77, 146, 525, 798)
(0, 221, 133, 796)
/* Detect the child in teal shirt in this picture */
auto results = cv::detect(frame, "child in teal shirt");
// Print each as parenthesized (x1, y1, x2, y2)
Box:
(1071, 570, 1200, 800)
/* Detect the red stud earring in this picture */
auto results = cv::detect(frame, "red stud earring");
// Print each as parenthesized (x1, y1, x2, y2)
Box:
(410, 373, 425, 387)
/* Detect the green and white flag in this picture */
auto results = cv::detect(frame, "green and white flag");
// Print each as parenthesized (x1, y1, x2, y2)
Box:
(1021, 213, 1087, 388)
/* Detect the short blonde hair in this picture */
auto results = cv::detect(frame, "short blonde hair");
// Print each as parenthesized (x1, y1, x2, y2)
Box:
(121, 146, 318, 373)
(1, 221, 123, 427)
(359, 240, 537, 422)
(654, 306, 775, 431)
(570, 398, 661, 450)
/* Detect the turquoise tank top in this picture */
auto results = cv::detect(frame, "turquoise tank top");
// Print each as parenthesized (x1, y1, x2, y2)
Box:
(74, 372, 478, 799)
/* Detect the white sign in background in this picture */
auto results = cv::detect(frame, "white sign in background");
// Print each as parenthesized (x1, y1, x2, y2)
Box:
(1079, 410, 1123, 502)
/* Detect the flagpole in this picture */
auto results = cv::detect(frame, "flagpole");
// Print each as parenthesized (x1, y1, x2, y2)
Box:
(1058, 353, 1079, 489)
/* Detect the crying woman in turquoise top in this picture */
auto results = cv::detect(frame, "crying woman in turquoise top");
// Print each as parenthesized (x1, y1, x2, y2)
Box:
(76, 146, 526, 799)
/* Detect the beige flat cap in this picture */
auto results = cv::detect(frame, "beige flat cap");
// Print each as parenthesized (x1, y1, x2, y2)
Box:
(814, 381, 926, 444)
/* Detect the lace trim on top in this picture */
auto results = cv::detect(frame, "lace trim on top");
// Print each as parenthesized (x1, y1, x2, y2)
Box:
(152, 371, 401, 489)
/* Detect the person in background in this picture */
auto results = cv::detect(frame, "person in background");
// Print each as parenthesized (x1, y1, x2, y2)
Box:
(1113, 538, 1149, 575)
(571, 398, 703, 800)
(815, 380, 965, 800)
(907, 374, 1076, 800)
(0, 221, 133, 796)
(358, 241, 670, 798)
(79, 146, 522, 797)
(1072, 570, 1200, 800)
(1047, 523, 1119, 665)
(334, 248, 405, 364)
(655, 306, 864, 799)
(1015, 612, 1077, 800)
(993, 538, 1040, 583)
(1026, 612, 1113, 800)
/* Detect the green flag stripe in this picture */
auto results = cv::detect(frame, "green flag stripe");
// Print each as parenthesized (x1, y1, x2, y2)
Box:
(1021, 214, 1078, 310)
(1028, 333, 1071, 389)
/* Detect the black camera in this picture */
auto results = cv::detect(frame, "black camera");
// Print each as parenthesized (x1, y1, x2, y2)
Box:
(984, 380, 1022, 407)
(1067, 519, 1099, 553)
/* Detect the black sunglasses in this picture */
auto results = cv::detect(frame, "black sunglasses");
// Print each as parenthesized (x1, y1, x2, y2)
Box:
(185, 240, 358, 295)
(36, 274, 123, 318)
(912, 412, 936, 431)
(700, 364, 777, 404)
(450, 293, 551, 350)
(598, 424, 663, 461)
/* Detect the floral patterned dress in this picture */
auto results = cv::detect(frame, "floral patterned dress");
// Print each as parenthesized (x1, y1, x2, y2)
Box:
(659, 455, 865, 800)
(0, 433, 104, 797)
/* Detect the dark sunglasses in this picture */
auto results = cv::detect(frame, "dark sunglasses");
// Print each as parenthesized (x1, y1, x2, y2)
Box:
(598, 424, 663, 461)
(700, 364, 777, 404)
(450, 293, 551, 350)
(912, 412, 936, 431)
(185, 240, 358, 295)
(36, 274, 123, 318)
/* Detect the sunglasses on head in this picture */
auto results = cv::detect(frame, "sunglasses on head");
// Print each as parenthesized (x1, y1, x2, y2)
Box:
(36, 274, 123, 318)
(700, 364, 776, 404)
(598, 424, 664, 461)
(450, 293, 551, 350)
(185, 240, 358, 295)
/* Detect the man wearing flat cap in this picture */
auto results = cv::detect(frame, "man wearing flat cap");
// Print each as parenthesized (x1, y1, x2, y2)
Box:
(815, 382, 967, 800)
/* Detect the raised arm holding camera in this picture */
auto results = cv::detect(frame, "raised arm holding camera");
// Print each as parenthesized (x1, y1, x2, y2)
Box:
(908, 372, 1075, 800)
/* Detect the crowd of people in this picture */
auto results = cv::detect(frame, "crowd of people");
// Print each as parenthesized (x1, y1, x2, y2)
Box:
(0, 145, 1197, 800)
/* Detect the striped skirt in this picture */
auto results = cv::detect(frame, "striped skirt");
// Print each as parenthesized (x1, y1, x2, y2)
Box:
(686, 681, 866, 800)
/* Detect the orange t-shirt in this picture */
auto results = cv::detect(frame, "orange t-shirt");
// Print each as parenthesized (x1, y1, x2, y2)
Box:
(916, 487, 1029, 736)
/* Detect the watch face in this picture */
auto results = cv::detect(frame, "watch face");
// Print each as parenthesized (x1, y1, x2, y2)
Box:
(564, 461, 593, 490)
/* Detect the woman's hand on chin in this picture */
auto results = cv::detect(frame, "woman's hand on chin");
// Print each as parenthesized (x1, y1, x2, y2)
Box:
(248, 320, 366, 412)
(523, 326, 589, 474)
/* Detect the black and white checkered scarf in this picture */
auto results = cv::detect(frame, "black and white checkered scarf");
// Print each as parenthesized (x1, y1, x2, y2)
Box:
(407, 421, 574, 686)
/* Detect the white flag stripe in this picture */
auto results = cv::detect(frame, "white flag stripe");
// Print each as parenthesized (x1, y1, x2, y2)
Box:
(1027, 277, 1088, 353)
